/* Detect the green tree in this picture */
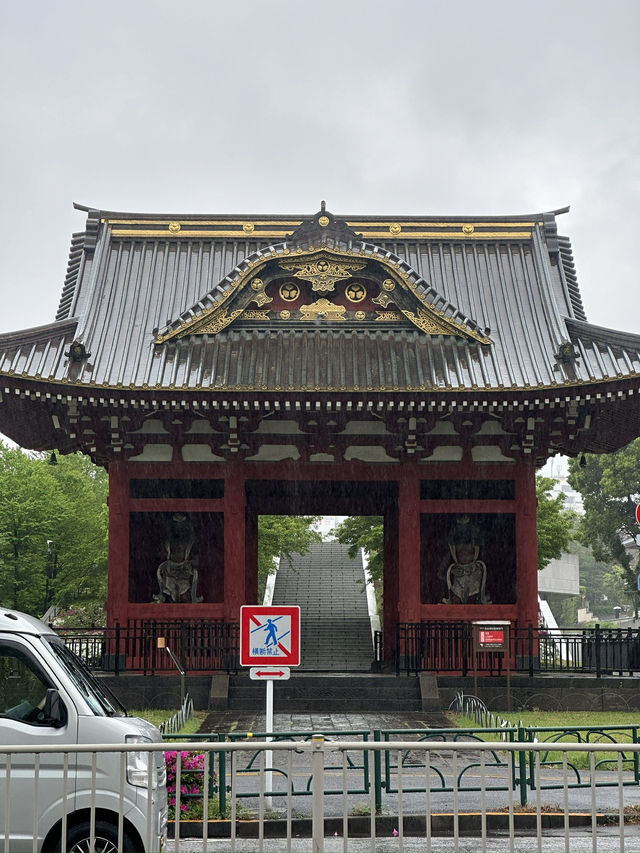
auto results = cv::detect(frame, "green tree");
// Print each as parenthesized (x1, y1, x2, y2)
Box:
(535, 476, 576, 571)
(334, 516, 384, 583)
(568, 438, 640, 598)
(0, 444, 108, 617)
(257, 515, 321, 598)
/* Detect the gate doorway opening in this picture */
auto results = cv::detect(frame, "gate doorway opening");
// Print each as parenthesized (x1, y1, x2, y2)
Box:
(247, 480, 397, 670)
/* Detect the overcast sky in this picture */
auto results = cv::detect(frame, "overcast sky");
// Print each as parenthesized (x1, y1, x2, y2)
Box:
(1, 0, 638, 335)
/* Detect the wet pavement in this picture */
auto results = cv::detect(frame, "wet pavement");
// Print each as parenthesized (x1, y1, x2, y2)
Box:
(198, 710, 456, 735)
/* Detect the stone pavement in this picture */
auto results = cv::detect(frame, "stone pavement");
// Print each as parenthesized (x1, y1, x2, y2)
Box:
(199, 709, 455, 734)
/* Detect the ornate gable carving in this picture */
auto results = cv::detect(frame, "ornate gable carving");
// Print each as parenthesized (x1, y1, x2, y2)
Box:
(155, 209, 491, 346)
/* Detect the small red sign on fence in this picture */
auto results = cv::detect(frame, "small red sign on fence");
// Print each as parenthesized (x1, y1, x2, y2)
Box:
(478, 628, 505, 646)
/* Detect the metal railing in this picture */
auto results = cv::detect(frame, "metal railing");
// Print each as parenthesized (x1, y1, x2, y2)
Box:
(397, 621, 640, 676)
(58, 619, 240, 674)
(3, 738, 640, 852)
(56, 619, 640, 677)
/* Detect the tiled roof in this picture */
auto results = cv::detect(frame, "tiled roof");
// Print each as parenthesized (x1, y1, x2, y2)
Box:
(0, 207, 638, 395)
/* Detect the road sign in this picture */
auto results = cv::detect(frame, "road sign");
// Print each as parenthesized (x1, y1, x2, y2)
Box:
(636, 503, 640, 526)
(249, 666, 291, 680)
(240, 605, 301, 667)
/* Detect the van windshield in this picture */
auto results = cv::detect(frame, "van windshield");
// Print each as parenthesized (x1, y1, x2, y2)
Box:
(45, 637, 125, 717)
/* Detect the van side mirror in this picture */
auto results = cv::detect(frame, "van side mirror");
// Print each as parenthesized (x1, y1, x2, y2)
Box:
(43, 688, 66, 727)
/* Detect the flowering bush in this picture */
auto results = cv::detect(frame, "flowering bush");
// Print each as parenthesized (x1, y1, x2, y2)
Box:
(165, 750, 216, 820)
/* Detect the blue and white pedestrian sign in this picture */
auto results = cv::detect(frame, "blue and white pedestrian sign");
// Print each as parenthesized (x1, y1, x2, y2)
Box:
(240, 605, 301, 667)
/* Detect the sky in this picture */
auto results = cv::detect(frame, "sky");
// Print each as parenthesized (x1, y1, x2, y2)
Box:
(0, 0, 638, 335)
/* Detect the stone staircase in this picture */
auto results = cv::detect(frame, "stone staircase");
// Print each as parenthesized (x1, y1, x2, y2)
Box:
(271, 541, 373, 672)
(224, 541, 430, 712)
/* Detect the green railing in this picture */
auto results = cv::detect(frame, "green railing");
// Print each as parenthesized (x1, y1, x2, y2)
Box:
(164, 721, 640, 813)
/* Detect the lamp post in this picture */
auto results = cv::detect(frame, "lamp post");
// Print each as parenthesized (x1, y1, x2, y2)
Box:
(45, 539, 58, 613)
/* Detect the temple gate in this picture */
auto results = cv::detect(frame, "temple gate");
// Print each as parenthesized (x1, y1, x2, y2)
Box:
(1, 203, 638, 669)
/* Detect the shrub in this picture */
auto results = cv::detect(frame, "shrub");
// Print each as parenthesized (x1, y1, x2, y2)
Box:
(165, 750, 216, 820)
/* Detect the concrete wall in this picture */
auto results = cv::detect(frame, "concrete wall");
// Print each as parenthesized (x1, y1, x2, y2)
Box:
(97, 674, 214, 711)
(538, 553, 579, 597)
(97, 672, 640, 717)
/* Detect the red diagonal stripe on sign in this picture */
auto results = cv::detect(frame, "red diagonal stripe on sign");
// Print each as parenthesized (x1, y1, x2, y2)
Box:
(250, 615, 261, 626)
(278, 642, 290, 656)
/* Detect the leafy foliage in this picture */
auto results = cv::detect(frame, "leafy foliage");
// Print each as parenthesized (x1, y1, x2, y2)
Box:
(0, 443, 108, 617)
(568, 439, 640, 598)
(257, 515, 321, 597)
(535, 476, 575, 571)
(334, 516, 384, 583)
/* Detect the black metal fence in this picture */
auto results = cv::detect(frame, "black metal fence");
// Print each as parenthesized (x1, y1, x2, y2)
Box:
(58, 620, 239, 675)
(396, 621, 640, 677)
(58, 620, 640, 677)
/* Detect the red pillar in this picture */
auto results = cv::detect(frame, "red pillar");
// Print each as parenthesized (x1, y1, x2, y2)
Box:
(224, 466, 246, 621)
(245, 504, 259, 605)
(516, 462, 539, 625)
(383, 503, 399, 660)
(397, 466, 422, 623)
(106, 462, 129, 627)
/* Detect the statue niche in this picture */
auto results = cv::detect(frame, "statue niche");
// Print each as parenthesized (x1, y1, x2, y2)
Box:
(442, 515, 492, 605)
(153, 512, 203, 603)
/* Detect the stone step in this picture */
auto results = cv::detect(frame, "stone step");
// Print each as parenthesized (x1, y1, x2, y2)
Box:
(228, 674, 422, 711)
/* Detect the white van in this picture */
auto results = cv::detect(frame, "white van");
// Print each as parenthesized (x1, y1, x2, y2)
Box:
(0, 610, 167, 852)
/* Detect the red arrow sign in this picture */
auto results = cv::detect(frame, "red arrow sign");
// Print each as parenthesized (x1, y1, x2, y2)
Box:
(249, 666, 291, 681)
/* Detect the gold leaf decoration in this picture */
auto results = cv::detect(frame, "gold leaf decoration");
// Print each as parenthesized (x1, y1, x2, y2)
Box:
(279, 281, 301, 301)
(345, 282, 367, 303)
(372, 292, 393, 308)
(280, 254, 366, 292)
(299, 298, 346, 321)
(376, 311, 403, 321)
(401, 307, 454, 335)
(251, 291, 273, 308)
(195, 308, 243, 335)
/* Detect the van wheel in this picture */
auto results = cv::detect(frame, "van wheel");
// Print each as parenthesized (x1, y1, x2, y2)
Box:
(65, 820, 135, 853)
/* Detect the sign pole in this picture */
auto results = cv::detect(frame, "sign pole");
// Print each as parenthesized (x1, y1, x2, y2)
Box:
(239, 605, 302, 810)
(265, 679, 274, 808)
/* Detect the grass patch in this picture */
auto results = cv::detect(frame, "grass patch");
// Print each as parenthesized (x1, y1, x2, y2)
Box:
(128, 708, 208, 735)
(451, 711, 640, 771)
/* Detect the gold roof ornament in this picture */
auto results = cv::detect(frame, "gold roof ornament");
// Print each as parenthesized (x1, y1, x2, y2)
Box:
(279, 252, 366, 293)
(299, 298, 346, 322)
